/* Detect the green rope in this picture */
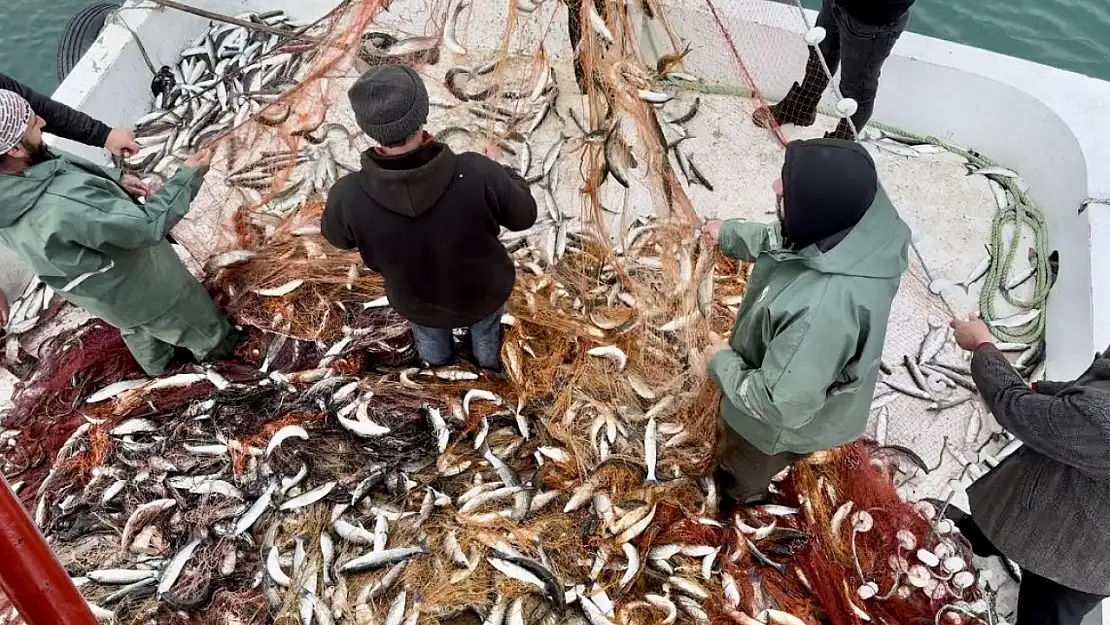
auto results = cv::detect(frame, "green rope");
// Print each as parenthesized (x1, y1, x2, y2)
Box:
(867, 121, 1052, 345)
(662, 83, 1052, 345)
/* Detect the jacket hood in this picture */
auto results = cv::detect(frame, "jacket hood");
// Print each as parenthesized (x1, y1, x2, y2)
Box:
(0, 155, 63, 228)
(778, 186, 911, 279)
(357, 141, 458, 217)
(781, 138, 877, 250)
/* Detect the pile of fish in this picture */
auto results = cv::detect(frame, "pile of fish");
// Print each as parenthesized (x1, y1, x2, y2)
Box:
(2, 277, 55, 337)
(125, 11, 313, 181)
(1, 211, 993, 625)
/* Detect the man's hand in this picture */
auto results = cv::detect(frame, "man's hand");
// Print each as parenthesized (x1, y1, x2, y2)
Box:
(105, 128, 141, 157)
(0, 290, 9, 328)
(120, 174, 152, 199)
(184, 149, 213, 171)
(483, 140, 503, 161)
(705, 331, 731, 357)
(950, 314, 994, 351)
(702, 219, 723, 245)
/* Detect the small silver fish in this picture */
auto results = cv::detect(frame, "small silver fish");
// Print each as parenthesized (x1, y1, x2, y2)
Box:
(643, 416, 659, 486)
(341, 545, 427, 574)
(958, 248, 992, 291)
(990, 308, 1040, 329)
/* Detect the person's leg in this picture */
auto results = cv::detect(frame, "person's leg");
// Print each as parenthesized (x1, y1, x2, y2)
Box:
(119, 326, 175, 376)
(1016, 569, 1107, 625)
(468, 308, 505, 371)
(134, 280, 234, 364)
(752, 0, 838, 128)
(409, 323, 454, 366)
(716, 422, 806, 506)
(828, 5, 909, 139)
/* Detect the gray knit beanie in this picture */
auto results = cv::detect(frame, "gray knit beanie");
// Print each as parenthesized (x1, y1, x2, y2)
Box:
(348, 65, 429, 146)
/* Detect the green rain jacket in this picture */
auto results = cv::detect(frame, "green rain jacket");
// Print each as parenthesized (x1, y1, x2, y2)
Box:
(709, 190, 910, 455)
(0, 149, 205, 329)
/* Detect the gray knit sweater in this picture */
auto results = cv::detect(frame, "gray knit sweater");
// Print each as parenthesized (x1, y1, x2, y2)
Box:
(967, 345, 1110, 594)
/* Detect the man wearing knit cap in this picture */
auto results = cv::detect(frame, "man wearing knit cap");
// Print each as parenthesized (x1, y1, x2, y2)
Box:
(0, 72, 142, 328)
(702, 138, 910, 510)
(322, 65, 537, 372)
(0, 89, 237, 375)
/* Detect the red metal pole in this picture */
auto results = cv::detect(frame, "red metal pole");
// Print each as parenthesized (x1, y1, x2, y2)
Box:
(0, 477, 98, 625)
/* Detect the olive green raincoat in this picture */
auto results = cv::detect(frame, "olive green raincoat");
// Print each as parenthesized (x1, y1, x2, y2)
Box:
(709, 190, 910, 455)
(0, 149, 232, 375)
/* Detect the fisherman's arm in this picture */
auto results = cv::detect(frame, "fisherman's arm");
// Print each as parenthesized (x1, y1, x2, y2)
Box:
(709, 303, 854, 430)
(68, 165, 205, 250)
(321, 190, 357, 250)
(971, 345, 1105, 467)
(485, 158, 538, 232)
(716, 220, 775, 262)
(0, 72, 113, 150)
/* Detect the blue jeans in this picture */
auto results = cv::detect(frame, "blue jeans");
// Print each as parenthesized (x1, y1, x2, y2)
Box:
(409, 308, 504, 370)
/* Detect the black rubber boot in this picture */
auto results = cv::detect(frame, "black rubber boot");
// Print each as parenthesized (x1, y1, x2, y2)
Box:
(752, 82, 824, 129)
(825, 118, 857, 141)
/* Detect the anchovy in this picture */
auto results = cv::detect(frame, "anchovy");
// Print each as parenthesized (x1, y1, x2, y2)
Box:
(357, 561, 409, 605)
(745, 539, 787, 574)
(443, 0, 470, 56)
(643, 415, 659, 486)
(666, 97, 700, 125)
(990, 308, 1040, 329)
(88, 380, 148, 404)
(686, 153, 714, 190)
(266, 424, 309, 456)
(340, 545, 427, 574)
(426, 404, 450, 453)
(957, 247, 992, 291)
(88, 569, 159, 585)
(267, 546, 292, 587)
(280, 482, 335, 511)
(917, 323, 948, 364)
(587, 4, 613, 44)
(542, 135, 566, 179)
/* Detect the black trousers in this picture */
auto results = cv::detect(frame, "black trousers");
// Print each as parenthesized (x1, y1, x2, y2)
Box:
(953, 510, 1106, 625)
(800, 0, 909, 131)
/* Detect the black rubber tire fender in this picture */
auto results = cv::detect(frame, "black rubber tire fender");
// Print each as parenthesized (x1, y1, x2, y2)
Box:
(57, 3, 120, 82)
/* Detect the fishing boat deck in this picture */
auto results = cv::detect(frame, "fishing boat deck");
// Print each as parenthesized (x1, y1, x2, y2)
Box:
(3, 0, 1092, 619)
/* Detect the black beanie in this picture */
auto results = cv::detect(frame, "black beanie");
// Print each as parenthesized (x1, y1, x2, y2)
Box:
(780, 138, 878, 250)
(348, 65, 429, 146)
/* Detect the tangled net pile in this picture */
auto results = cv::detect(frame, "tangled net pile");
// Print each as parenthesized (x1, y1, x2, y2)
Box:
(0, 0, 997, 624)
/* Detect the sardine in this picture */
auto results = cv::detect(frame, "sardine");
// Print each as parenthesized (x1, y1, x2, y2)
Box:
(88, 380, 148, 404)
(88, 569, 159, 585)
(334, 519, 376, 544)
(917, 323, 948, 364)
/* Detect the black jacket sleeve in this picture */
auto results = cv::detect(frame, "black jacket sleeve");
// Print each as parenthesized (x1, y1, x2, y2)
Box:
(321, 191, 357, 251)
(971, 345, 1110, 472)
(0, 72, 112, 148)
(483, 158, 538, 232)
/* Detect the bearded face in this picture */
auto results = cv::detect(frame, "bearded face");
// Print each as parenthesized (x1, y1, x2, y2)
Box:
(22, 137, 49, 165)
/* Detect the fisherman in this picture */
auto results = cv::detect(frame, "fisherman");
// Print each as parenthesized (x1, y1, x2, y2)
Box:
(321, 65, 538, 372)
(938, 315, 1110, 625)
(751, 0, 914, 140)
(702, 138, 910, 509)
(0, 89, 237, 376)
(0, 72, 142, 327)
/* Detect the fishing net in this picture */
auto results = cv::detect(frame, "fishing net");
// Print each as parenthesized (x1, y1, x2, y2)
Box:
(0, 1, 1001, 624)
